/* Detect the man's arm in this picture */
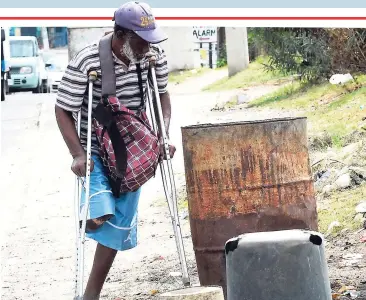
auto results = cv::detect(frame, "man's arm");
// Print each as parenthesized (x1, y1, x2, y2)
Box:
(153, 46, 176, 158)
(55, 57, 91, 176)
(159, 91, 171, 137)
(154, 47, 171, 136)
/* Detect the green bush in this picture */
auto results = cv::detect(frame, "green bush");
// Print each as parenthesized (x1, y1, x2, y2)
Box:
(250, 28, 366, 82)
(216, 43, 227, 68)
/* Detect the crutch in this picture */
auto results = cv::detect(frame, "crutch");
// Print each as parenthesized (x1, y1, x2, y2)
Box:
(146, 62, 190, 287)
(74, 70, 98, 300)
(73, 108, 82, 297)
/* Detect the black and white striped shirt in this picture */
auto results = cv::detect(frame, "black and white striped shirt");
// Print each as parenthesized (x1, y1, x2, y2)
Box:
(56, 43, 169, 156)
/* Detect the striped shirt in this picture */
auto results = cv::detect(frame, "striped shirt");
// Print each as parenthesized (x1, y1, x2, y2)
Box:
(56, 42, 169, 156)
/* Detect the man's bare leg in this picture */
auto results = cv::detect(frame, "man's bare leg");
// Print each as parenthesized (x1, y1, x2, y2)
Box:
(83, 243, 118, 300)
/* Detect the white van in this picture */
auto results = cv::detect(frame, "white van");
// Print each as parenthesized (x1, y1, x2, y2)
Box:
(7, 35, 49, 93)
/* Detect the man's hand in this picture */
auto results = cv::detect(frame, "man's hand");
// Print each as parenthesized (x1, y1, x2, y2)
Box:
(71, 152, 94, 177)
(145, 50, 157, 67)
(159, 137, 176, 161)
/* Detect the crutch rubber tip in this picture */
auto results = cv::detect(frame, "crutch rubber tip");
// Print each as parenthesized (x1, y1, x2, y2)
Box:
(88, 71, 98, 82)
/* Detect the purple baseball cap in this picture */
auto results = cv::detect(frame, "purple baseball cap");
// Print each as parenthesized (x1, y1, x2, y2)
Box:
(112, 1, 168, 44)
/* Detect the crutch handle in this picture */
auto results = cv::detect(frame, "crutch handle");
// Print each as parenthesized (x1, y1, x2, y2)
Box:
(147, 52, 157, 68)
(88, 71, 98, 82)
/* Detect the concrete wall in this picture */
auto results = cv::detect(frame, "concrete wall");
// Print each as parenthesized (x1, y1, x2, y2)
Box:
(67, 26, 200, 72)
(159, 26, 200, 71)
(67, 27, 113, 61)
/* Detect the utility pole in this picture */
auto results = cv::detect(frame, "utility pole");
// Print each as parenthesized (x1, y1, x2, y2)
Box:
(225, 27, 249, 77)
(41, 27, 50, 51)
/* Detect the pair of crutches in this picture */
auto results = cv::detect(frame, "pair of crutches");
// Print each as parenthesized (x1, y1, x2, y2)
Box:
(73, 64, 190, 299)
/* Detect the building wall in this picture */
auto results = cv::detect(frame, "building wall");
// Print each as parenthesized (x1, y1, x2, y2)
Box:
(48, 27, 68, 48)
(67, 27, 111, 60)
(159, 26, 201, 71)
(67, 26, 200, 72)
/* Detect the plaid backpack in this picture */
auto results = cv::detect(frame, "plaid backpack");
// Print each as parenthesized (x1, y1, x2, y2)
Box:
(92, 33, 160, 198)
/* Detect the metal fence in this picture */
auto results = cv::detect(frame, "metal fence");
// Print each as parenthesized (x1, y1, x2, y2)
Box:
(196, 42, 218, 69)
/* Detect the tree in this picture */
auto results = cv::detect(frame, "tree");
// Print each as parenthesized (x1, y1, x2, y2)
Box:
(251, 28, 366, 82)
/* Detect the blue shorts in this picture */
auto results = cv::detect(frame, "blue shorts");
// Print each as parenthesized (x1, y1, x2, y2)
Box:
(80, 155, 141, 251)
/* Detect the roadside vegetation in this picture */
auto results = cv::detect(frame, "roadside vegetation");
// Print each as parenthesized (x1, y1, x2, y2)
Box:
(249, 75, 366, 148)
(203, 56, 290, 92)
(318, 184, 366, 235)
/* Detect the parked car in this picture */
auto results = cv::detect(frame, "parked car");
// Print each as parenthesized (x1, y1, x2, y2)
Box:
(8, 36, 49, 93)
(45, 57, 68, 93)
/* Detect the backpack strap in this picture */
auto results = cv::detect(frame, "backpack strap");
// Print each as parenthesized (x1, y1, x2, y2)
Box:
(99, 32, 116, 97)
(99, 32, 148, 110)
(136, 62, 146, 110)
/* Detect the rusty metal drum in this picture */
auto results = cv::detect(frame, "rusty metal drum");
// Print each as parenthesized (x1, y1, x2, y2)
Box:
(181, 117, 318, 297)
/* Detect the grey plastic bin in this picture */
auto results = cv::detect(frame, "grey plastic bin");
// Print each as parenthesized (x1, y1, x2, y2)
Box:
(225, 229, 332, 300)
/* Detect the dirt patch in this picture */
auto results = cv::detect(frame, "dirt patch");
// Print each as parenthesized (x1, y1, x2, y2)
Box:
(309, 131, 334, 152)
(310, 134, 366, 299)
(343, 130, 366, 147)
(327, 231, 366, 300)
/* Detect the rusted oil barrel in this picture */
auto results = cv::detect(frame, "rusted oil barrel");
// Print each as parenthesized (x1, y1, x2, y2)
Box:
(181, 117, 318, 297)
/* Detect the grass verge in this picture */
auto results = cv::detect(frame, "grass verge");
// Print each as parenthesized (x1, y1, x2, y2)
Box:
(202, 56, 290, 92)
(318, 184, 366, 235)
(249, 75, 366, 148)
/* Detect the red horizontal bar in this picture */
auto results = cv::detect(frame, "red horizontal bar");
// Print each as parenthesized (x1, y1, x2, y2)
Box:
(0, 16, 365, 20)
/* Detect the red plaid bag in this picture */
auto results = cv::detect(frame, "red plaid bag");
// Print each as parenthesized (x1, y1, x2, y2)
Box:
(91, 33, 160, 197)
